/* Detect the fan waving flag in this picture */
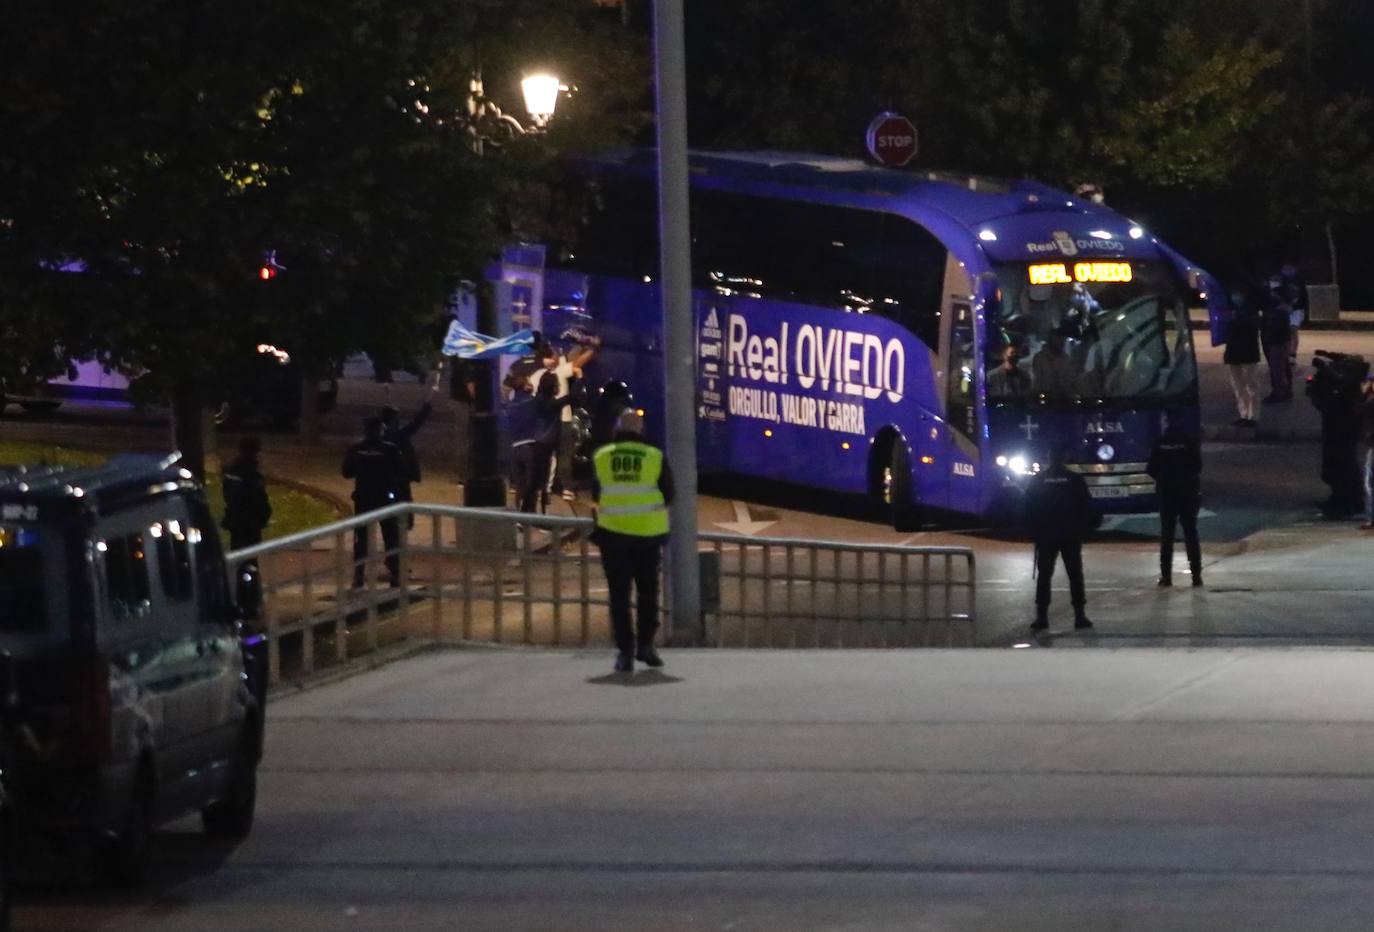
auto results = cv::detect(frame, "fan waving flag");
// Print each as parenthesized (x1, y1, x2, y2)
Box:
(441, 320, 535, 359)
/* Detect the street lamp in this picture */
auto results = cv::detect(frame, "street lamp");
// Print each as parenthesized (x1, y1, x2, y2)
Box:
(463, 71, 563, 155)
(458, 71, 564, 508)
(520, 74, 564, 127)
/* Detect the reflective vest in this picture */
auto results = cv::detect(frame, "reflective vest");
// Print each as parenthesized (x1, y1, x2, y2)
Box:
(593, 441, 669, 537)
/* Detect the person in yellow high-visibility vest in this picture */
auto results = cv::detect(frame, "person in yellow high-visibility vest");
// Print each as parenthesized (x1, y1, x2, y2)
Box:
(592, 409, 674, 673)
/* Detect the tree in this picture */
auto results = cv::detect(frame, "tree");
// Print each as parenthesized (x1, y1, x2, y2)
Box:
(682, 0, 1374, 289)
(0, 0, 648, 475)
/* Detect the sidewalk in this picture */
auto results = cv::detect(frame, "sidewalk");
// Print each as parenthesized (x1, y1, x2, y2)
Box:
(239, 646, 1374, 931)
(993, 521, 1374, 647)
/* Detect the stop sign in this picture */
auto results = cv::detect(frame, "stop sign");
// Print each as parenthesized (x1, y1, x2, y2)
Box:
(865, 112, 919, 168)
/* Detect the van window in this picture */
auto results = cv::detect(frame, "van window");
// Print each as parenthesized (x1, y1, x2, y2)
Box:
(0, 527, 46, 632)
(188, 501, 230, 622)
(103, 533, 151, 621)
(154, 523, 193, 603)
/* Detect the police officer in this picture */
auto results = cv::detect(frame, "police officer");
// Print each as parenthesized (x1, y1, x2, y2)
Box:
(1147, 420, 1203, 587)
(591, 410, 674, 672)
(1024, 445, 1099, 631)
(380, 386, 437, 519)
(342, 416, 407, 587)
(221, 436, 272, 550)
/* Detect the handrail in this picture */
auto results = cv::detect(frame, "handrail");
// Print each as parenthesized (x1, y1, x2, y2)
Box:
(228, 501, 979, 686)
(698, 530, 974, 558)
(231, 502, 594, 561)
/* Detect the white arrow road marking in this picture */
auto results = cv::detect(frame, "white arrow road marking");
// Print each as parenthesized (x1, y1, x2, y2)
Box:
(715, 500, 777, 537)
(1099, 508, 1216, 532)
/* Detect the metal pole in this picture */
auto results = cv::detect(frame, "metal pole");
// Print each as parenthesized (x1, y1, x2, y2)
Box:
(653, 0, 701, 644)
(459, 70, 506, 507)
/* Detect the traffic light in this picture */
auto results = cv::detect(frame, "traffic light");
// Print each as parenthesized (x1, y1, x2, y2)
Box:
(257, 249, 285, 281)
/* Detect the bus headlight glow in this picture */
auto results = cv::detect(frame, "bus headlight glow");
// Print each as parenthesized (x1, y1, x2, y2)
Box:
(1007, 455, 1029, 475)
(995, 455, 1008, 467)
(1097, 443, 1115, 462)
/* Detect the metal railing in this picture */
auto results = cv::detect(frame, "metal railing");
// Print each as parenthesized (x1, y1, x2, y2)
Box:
(699, 532, 975, 648)
(229, 503, 977, 686)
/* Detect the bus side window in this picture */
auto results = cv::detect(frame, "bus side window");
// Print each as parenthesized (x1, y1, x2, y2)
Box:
(875, 216, 946, 351)
(777, 202, 881, 311)
(564, 180, 658, 280)
(691, 190, 776, 294)
(692, 193, 882, 312)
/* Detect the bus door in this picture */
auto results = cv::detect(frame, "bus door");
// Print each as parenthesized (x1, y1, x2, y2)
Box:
(939, 259, 982, 514)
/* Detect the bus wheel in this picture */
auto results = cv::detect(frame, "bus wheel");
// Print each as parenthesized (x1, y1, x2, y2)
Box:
(885, 443, 922, 532)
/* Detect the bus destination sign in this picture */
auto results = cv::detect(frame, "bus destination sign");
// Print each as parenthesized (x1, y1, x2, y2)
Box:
(1028, 262, 1133, 285)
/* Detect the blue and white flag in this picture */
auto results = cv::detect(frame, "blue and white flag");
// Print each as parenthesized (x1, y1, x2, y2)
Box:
(440, 320, 535, 360)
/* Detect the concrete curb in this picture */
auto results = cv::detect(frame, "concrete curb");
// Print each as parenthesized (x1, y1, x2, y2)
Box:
(266, 638, 444, 699)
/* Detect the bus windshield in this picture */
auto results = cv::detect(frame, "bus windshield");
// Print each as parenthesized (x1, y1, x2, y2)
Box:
(987, 261, 1196, 404)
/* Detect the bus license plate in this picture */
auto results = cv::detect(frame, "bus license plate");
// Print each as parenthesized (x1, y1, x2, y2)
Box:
(1089, 486, 1131, 499)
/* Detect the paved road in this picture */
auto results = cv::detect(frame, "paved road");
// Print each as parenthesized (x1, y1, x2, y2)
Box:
(17, 647, 1374, 930)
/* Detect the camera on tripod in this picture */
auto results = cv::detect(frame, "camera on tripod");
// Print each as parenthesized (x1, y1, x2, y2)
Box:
(1307, 349, 1370, 409)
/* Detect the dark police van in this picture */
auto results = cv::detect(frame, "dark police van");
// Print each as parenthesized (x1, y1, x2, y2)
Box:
(0, 454, 264, 886)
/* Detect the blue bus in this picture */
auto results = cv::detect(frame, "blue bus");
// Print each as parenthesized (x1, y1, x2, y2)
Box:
(495, 150, 1229, 528)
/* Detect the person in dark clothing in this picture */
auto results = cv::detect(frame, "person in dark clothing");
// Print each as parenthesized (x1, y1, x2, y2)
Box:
(1309, 353, 1367, 518)
(342, 417, 407, 587)
(1023, 445, 1099, 631)
(986, 344, 1032, 400)
(1281, 263, 1308, 361)
(1223, 289, 1262, 427)
(1260, 276, 1293, 403)
(591, 410, 674, 672)
(380, 387, 436, 513)
(221, 436, 272, 550)
(512, 376, 573, 513)
(1147, 422, 1203, 587)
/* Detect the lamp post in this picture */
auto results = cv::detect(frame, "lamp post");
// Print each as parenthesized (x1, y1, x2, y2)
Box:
(652, 0, 702, 643)
(459, 72, 563, 508)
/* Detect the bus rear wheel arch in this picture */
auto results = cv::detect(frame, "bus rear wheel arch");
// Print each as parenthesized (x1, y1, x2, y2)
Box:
(870, 429, 922, 532)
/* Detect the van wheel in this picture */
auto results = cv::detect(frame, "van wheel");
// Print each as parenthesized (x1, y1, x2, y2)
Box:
(202, 735, 257, 839)
(100, 776, 152, 888)
(886, 443, 922, 532)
